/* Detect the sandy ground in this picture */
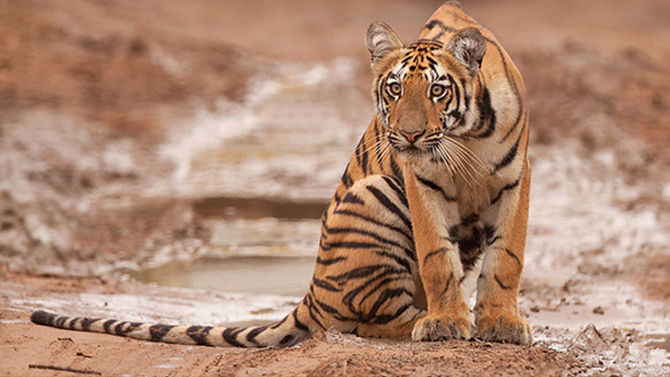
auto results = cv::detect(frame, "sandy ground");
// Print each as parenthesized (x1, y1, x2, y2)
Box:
(1, 272, 577, 377)
(1, 0, 670, 376)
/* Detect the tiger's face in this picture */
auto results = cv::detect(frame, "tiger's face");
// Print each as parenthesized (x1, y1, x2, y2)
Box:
(366, 23, 487, 160)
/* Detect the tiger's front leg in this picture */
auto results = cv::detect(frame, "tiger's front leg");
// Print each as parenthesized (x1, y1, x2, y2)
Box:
(404, 169, 473, 342)
(475, 159, 533, 346)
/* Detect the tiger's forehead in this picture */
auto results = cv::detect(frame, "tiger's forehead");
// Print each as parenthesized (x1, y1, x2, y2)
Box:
(388, 41, 452, 82)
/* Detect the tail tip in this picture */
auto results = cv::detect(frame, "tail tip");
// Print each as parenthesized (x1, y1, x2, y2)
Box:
(31, 310, 56, 325)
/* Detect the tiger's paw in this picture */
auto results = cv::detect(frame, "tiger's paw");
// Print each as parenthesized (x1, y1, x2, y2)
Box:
(411, 313, 473, 342)
(475, 314, 533, 346)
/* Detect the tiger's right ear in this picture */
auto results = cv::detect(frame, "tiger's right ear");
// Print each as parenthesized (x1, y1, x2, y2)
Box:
(366, 22, 404, 66)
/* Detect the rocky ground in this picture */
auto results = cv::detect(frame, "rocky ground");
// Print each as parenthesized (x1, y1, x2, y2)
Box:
(1, 0, 670, 376)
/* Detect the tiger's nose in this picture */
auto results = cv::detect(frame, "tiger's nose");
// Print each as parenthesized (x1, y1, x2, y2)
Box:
(400, 130, 425, 143)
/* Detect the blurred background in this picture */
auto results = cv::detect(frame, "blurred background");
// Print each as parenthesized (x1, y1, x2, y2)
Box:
(1, 0, 669, 370)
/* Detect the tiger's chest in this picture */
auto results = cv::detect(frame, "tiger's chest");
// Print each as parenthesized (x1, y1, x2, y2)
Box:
(408, 158, 500, 270)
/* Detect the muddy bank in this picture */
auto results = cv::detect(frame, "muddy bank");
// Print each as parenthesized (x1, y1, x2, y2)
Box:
(1, 272, 577, 377)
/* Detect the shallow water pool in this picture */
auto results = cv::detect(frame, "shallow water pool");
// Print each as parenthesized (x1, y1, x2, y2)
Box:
(123, 256, 316, 297)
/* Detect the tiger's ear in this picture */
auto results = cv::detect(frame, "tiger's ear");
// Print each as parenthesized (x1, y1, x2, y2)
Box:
(366, 22, 404, 66)
(447, 28, 487, 74)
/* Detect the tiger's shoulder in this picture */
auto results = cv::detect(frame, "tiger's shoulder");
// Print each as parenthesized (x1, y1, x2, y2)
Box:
(419, 1, 527, 134)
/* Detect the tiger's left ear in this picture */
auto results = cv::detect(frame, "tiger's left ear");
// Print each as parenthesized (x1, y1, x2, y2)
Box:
(447, 28, 487, 74)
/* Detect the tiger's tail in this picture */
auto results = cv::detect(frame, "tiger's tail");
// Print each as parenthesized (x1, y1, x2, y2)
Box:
(30, 301, 315, 348)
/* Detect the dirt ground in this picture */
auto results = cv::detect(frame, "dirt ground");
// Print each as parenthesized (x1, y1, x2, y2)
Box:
(2, 0, 670, 376)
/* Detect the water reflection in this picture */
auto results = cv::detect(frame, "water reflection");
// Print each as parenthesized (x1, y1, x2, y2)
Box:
(123, 256, 315, 297)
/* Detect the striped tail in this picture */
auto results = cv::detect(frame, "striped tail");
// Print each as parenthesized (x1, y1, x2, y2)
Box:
(30, 302, 314, 348)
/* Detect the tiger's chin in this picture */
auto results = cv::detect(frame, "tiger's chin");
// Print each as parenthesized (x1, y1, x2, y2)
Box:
(393, 146, 432, 164)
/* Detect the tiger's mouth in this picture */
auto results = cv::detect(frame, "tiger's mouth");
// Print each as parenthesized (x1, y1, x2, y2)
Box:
(388, 140, 430, 159)
(386, 128, 440, 159)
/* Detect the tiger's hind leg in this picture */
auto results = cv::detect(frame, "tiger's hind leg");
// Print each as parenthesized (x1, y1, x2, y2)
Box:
(354, 305, 426, 338)
(309, 174, 425, 339)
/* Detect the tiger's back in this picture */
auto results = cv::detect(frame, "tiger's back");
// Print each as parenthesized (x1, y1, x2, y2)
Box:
(32, 1, 532, 347)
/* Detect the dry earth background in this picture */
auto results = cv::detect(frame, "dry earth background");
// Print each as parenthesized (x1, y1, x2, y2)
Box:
(1, 0, 670, 376)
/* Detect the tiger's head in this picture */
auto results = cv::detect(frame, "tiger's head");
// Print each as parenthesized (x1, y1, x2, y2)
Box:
(366, 22, 487, 160)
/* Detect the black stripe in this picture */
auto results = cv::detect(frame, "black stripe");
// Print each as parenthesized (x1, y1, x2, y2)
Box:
(312, 278, 342, 292)
(270, 315, 288, 330)
(245, 325, 268, 345)
(55, 316, 68, 328)
(322, 224, 413, 257)
(494, 274, 510, 290)
(69, 317, 81, 329)
(340, 166, 353, 189)
(355, 139, 364, 167)
(342, 268, 406, 315)
(461, 78, 471, 113)
(114, 321, 142, 336)
(414, 174, 456, 202)
(483, 223, 499, 246)
(292, 308, 310, 332)
(304, 295, 326, 330)
(374, 250, 413, 273)
(316, 256, 348, 265)
(115, 321, 142, 335)
(327, 265, 386, 284)
(314, 299, 351, 321)
(366, 185, 412, 231)
(358, 277, 401, 308)
(449, 74, 461, 115)
(374, 123, 385, 166)
(423, 247, 448, 263)
(423, 19, 456, 33)
(187, 326, 213, 345)
(426, 56, 440, 70)
(443, 272, 455, 295)
(373, 302, 414, 325)
(80, 317, 98, 331)
(332, 209, 413, 243)
(320, 241, 381, 252)
(505, 248, 521, 266)
(360, 141, 369, 175)
(150, 324, 175, 341)
(381, 175, 408, 208)
(389, 155, 403, 181)
(368, 288, 413, 320)
(474, 87, 496, 138)
(490, 178, 520, 205)
(492, 128, 522, 174)
(103, 319, 116, 333)
(342, 192, 365, 205)
(494, 45, 524, 140)
(222, 327, 246, 347)
(501, 108, 526, 142)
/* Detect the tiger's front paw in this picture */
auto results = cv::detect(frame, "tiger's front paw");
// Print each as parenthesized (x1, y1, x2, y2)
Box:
(411, 313, 473, 342)
(475, 314, 533, 346)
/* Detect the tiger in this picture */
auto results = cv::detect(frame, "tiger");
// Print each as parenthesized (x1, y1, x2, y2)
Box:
(31, 1, 532, 347)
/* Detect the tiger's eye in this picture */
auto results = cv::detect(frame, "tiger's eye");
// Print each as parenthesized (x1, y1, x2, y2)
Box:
(430, 84, 447, 98)
(387, 82, 402, 96)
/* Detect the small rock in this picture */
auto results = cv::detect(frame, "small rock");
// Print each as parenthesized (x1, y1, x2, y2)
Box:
(592, 306, 605, 315)
(530, 306, 540, 313)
